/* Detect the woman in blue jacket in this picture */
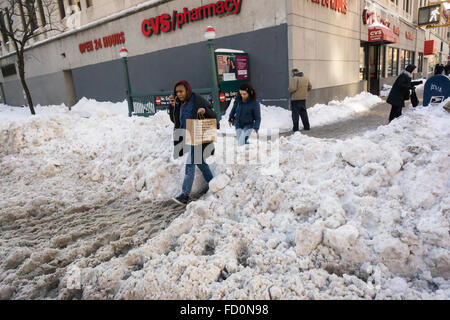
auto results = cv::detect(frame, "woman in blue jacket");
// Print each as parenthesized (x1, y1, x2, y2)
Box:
(228, 83, 261, 145)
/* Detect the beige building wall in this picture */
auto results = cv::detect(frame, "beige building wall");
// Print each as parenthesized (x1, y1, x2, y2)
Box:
(0, 0, 287, 79)
(287, 0, 361, 90)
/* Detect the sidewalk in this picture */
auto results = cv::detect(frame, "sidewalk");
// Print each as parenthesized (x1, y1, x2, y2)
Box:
(295, 101, 392, 140)
(284, 88, 426, 140)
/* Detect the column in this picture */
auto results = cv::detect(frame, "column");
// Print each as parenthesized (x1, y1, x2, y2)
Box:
(80, 0, 88, 11)
(63, 70, 76, 110)
(63, 0, 70, 16)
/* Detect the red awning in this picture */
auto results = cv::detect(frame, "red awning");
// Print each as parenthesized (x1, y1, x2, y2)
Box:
(424, 40, 437, 55)
(368, 26, 397, 44)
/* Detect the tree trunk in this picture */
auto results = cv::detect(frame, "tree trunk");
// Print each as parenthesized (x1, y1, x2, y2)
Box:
(17, 51, 35, 115)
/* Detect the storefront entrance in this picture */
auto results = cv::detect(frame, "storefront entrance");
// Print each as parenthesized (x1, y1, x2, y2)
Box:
(361, 42, 385, 96)
(368, 44, 385, 96)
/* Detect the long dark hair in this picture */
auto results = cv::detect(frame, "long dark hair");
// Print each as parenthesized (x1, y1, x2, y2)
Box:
(239, 83, 256, 100)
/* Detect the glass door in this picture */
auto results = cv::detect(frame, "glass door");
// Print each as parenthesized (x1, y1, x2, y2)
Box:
(369, 45, 380, 95)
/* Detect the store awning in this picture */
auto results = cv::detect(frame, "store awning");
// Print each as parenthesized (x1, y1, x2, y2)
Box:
(424, 40, 438, 55)
(368, 26, 397, 44)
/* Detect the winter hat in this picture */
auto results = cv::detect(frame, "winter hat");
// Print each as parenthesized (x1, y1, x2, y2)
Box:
(173, 80, 193, 101)
(405, 64, 416, 73)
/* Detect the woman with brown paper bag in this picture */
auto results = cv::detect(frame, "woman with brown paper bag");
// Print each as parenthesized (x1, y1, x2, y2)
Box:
(169, 80, 217, 206)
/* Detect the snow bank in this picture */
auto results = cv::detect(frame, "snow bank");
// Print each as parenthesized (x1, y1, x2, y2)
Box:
(219, 92, 382, 134)
(72, 102, 449, 300)
(1, 94, 449, 300)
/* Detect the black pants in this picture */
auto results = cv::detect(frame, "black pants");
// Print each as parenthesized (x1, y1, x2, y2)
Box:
(291, 100, 310, 131)
(388, 104, 403, 123)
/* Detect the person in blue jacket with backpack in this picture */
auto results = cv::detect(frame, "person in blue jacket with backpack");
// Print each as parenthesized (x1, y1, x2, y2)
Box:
(228, 83, 261, 145)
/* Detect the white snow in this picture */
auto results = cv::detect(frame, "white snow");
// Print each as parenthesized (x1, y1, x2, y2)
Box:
(215, 49, 245, 53)
(220, 92, 382, 134)
(0, 93, 449, 300)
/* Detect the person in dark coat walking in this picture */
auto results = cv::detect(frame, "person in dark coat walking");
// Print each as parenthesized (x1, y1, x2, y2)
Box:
(434, 63, 445, 75)
(387, 64, 422, 123)
(445, 63, 450, 76)
(169, 80, 216, 206)
(228, 83, 261, 145)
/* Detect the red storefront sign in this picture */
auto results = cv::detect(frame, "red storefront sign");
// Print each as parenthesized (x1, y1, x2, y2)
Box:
(79, 32, 125, 54)
(362, 9, 390, 27)
(405, 31, 414, 40)
(311, 0, 347, 14)
(424, 40, 438, 55)
(368, 26, 397, 43)
(393, 26, 400, 35)
(141, 0, 243, 37)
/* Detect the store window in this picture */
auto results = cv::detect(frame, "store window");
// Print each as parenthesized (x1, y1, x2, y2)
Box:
(418, 53, 424, 73)
(387, 48, 399, 77)
(359, 45, 367, 80)
(1, 64, 17, 78)
(379, 46, 386, 78)
(393, 48, 398, 76)
(400, 49, 405, 71)
(87, 0, 93, 7)
(400, 50, 415, 71)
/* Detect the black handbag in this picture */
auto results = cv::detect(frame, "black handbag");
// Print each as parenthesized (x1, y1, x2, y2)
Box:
(411, 89, 419, 108)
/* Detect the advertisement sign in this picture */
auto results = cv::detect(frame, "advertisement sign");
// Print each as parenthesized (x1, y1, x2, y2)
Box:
(215, 51, 250, 113)
(216, 53, 249, 82)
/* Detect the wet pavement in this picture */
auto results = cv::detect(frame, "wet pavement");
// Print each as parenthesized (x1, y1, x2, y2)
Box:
(293, 101, 392, 140)
(286, 88, 426, 140)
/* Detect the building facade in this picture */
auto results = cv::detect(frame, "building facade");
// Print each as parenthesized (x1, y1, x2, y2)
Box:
(0, 0, 449, 109)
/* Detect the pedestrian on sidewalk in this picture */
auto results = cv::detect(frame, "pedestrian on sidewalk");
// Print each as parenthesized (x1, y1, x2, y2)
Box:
(445, 63, 450, 76)
(228, 83, 261, 146)
(288, 68, 312, 132)
(169, 80, 216, 206)
(434, 63, 444, 75)
(387, 64, 421, 123)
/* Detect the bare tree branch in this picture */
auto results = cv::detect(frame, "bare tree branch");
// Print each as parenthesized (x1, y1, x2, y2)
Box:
(0, 0, 66, 114)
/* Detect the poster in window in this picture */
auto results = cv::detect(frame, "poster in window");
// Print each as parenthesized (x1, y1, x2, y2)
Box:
(216, 54, 248, 82)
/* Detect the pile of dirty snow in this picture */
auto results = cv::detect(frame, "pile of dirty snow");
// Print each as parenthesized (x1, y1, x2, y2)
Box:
(0, 95, 448, 300)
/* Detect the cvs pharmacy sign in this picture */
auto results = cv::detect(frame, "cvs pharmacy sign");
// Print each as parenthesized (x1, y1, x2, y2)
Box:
(141, 0, 242, 37)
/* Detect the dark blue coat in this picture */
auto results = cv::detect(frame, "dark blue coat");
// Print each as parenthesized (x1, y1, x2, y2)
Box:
(228, 95, 261, 131)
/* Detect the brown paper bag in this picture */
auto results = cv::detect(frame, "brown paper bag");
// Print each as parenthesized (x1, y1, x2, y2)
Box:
(185, 118, 217, 146)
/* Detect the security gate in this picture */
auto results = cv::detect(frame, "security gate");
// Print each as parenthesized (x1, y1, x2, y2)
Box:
(128, 88, 213, 117)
